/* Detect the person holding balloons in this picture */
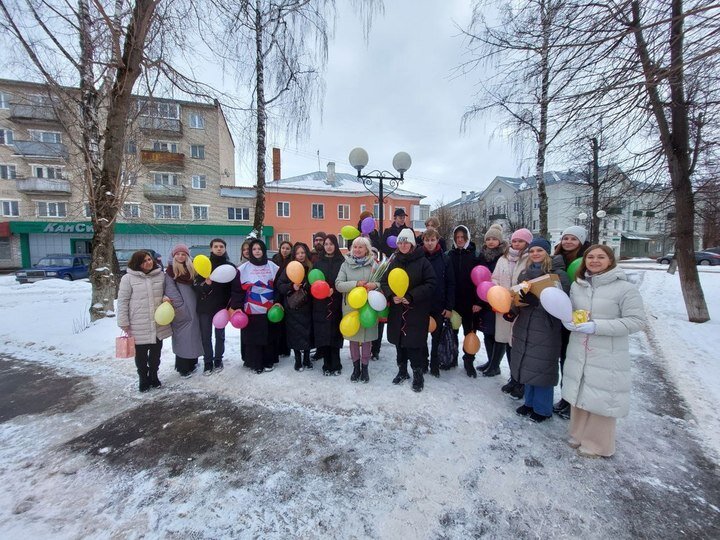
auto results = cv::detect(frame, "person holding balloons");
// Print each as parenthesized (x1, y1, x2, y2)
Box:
(381, 229, 437, 392)
(335, 236, 380, 382)
(195, 238, 232, 375)
(551, 226, 590, 419)
(561, 245, 645, 457)
(277, 242, 315, 372)
(509, 238, 570, 422)
(117, 250, 172, 392)
(490, 228, 532, 398)
(163, 244, 204, 378)
(229, 239, 280, 374)
(312, 234, 346, 376)
(271, 240, 293, 358)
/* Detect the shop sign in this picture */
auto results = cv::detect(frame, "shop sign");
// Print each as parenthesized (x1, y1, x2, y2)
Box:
(42, 223, 95, 234)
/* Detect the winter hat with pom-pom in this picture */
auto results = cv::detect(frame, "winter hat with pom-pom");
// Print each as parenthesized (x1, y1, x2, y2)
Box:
(510, 228, 533, 245)
(485, 224, 505, 242)
(171, 243, 190, 258)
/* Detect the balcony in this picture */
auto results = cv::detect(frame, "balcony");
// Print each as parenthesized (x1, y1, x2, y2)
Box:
(9, 103, 59, 123)
(140, 150, 185, 169)
(488, 213, 507, 220)
(143, 183, 187, 201)
(138, 116, 182, 136)
(16, 177, 71, 194)
(13, 140, 68, 160)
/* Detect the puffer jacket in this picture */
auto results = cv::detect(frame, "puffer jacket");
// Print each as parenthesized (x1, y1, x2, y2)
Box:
(164, 271, 203, 358)
(509, 256, 570, 387)
(116, 267, 172, 345)
(335, 254, 379, 343)
(491, 250, 529, 343)
(562, 266, 646, 418)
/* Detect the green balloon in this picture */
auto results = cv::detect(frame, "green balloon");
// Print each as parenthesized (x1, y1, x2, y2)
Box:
(308, 268, 325, 285)
(450, 310, 462, 330)
(378, 306, 390, 319)
(267, 304, 284, 323)
(359, 303, 379, 328)
(567, 258, 582, 282)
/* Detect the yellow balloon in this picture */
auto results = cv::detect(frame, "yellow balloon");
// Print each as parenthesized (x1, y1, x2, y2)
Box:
(193, 254, 211, 278)
(154, 301, 175, 325)
(341, 225, 360, 241)
(388, 268, 409, 297)
(487, 286, 512, 314)
(340, 310, 361, 338)
(347, 286, 368, 309)
(286, 260, 305, 285)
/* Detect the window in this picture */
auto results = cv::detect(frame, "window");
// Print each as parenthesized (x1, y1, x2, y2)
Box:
(312, 203, 324, 219)
(0, 128, 13, 145)
(360, 204, 366, 213)
(645, 218, 651, 231)
(28, 130, 61, 143)
(633, 221, 638, 231)
(0, 238, 10, 260)
(0, 92, 8, 109)
(613, 219, 619, 229)
(277, 201, 290, 217)
(31, 165, 63, 179)
(228, 207, 250, 221)
(0, 164, 17, 179)
(532, 219, 538, 230)
(189, 113, 205, 129)
(373, 203, 379, 216)
(575, 196, 583, 206)
(191, 175, 207, 189)
(153, 141, 179, 153)
(121, 171, 137, 186)
(153, 172, 178, 186)
(191, 145, 205, 159)
(622, 219, 627, 229)
(83, 203, 93, 218)
(1, 200, 19, 217)
(154, 204, 181, 220)
(277, 233, 290, 248)
(125, 140, 137, 154)
(192, 205, 209, 221)
(140, 100, 179, 119)
(337, 234, 346, 249)
(122, 203, 140, 218)
(338, 204, 350, 220)
(37, 201, 67, 217)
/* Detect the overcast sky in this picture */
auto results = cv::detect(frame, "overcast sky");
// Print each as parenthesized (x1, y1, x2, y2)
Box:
(232, 0, 538, 206)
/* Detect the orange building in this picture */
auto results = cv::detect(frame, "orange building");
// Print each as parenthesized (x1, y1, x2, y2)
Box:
(262, 162, 428, 250)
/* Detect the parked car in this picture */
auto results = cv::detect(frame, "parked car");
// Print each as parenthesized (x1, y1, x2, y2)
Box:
(703, 246, 720, 255)
(116, 248, 163, 274)
(189, 245, 212, 259)
(15, 254, 92, 283)
(657, 251, 720, 266)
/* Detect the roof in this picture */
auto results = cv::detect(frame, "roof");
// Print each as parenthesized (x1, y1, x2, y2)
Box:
(220, 186, 256, 199)
(266, 170, 425, 199)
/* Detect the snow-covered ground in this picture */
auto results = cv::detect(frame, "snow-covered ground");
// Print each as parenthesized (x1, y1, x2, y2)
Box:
(0, 264, 718, 538)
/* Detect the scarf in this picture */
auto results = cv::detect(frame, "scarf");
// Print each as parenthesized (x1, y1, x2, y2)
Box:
(352, 255, 373, 267)
(166, 263, 193, 285)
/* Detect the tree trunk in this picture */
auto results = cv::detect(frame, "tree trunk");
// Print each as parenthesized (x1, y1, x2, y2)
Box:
(536, 0, 551, 239)
(252, 1, 266, 240)
(591, 137, 600, 244)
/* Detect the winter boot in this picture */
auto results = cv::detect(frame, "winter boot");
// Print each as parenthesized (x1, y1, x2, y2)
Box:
(294, 350, 303, 372)
(149, 371, 162, 389)
(350, 361, 361, 382)
(392, 362, 410, 385)
(463, 355, 477, 378)
(482, 344, 504, 377)
(302, 350, 313, 370)
(360, 364, 370, 383)
(501, 378, 517, 393)
(510, 383, 525, 400)
(411, 369, 424, 393)
(430, 359, 440, 378)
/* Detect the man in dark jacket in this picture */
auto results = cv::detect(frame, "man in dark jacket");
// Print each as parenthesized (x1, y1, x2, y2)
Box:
(195, 238, 232, 375)
(422, 228, 455, 377)
(381, 208, 411, 258)
(310, 232, 326, 264)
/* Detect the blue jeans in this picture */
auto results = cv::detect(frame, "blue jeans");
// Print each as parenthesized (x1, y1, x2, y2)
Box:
(198, 312, 225, 366)
(524, 384, 554, 417)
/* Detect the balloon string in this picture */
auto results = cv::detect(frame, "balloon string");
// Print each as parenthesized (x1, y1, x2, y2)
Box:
(401, 304, 411, 336)
(327, 295, 333, 320)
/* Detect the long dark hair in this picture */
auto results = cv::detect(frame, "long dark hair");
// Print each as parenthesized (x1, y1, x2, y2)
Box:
(323, 234, 343, 260)
(127, 250, 158, 272)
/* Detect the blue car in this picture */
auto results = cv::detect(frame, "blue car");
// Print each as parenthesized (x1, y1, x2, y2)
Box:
(15, 254, 92, 283)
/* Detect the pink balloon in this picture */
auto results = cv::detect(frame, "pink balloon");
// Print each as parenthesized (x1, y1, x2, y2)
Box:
(471, 265, 492, 286)
(476, 281, 494, 302)
(212, 309, 229, 329)
(230, 310, 249, 329)
(360, 216, 376, 234)
(387, 235, 398, 249)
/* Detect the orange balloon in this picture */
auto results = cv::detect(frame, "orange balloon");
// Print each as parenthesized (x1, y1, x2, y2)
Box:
(463, 332, 481, 355)
(286, 261, 305, 285)
(487, 285, 512, 314)
(428, 316, 437, 333)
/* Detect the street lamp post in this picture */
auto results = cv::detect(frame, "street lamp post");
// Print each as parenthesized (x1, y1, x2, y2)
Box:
(349, 147, 412, 236)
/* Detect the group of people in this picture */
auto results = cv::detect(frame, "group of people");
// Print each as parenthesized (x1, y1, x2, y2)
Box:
(116, 216, 646, 458)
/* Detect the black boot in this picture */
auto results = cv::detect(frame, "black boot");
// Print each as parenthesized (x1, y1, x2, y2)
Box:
(149, 371, 161, 389)
(476, 359, 490, 371)
(482, 343, 504, 377)
(412, 369, 424, 392)
(463, 355, 477, 378)
(360, 364, 369, 383)
(430, 359, 440, 378)
(350, 361, 361, 382)
(294, 350, 303, 372)
(392, 363, 410, 384)
(302, 350, 313, 370)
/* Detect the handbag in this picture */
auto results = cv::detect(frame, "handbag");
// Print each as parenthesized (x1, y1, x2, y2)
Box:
(438, 320, 459, 370)
(115, 333, 136, 358)
(286, 286, 309, 310)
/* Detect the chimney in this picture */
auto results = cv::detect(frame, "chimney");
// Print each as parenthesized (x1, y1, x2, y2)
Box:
(326, 161, 336, 186)
(272, 147, 281, 181)
(461, 190, 467, 202)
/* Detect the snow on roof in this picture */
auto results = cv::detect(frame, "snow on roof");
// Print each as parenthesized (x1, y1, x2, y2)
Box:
(267, 170, 425, 199)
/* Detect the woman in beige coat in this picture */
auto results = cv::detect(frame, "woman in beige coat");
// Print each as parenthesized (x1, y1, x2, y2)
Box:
(562, 245, 645, 457)
(117, 250, 172, 392)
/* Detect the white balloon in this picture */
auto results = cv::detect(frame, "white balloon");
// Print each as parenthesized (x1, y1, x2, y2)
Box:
(210, 264, 237, 284)
(540, 287, 573, 323)
(367, 290, 387, 312)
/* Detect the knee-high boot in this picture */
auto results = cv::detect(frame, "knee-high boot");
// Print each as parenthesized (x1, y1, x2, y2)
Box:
(482, 342, 504, 377)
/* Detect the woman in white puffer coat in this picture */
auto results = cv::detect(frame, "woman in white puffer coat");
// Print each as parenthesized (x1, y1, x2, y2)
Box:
(562, 245, 645, 458)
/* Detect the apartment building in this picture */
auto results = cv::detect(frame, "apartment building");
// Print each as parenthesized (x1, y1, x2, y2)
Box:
(0, 78, 266, 268)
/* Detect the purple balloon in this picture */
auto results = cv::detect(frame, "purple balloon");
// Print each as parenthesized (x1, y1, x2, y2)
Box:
(360, 216, 376, 234)
(471, 265, 492, 286)
(387, 235, 398, 249)
(212, 309, 229, 329)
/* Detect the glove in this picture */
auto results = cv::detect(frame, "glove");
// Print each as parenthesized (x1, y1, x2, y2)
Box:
(502, 311, 517, 323)
(463, 357, 477, 378)
(575, 321, 596, 334)
(519, 291, 539, 307)
(563, 321, 577, 332)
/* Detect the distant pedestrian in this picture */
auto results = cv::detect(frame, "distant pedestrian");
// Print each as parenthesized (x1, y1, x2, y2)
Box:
(310, 232, 327, 264)
(381, 208, 411, 258)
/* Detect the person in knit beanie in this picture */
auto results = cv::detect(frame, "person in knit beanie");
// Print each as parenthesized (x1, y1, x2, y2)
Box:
(511, 228, 533, 246)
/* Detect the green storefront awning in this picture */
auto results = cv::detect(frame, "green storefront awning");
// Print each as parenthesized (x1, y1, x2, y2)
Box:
(8, 221, 273, 236)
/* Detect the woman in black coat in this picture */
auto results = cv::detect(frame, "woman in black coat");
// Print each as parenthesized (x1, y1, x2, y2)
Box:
(271, 241, 293, 358)
(276, 242, 314, 371)
(312, 235, 345, 375)
(381, 229, 437, 392)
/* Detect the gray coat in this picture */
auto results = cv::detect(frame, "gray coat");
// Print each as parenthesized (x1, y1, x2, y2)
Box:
(335, 255, 380, 343)
(116, 268, 172, 345)
(510, 256, 570, 387)
(562, 266, 646, 418)
(164, 274, 204, 359)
